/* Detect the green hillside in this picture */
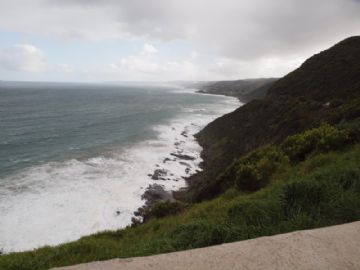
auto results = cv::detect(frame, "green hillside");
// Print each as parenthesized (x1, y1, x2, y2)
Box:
(191, 36, 360, 201)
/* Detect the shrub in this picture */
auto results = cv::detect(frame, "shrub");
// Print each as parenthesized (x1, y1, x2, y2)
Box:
(221, 188, 241, 200)
(282, 163, 360, 222)
(144, 201, 185, 221)
(337, 118, 360, 143)
(278, 213, 320, 232)
(232, 145, 288, 191)
(337, 168, 360, 193)
(193, 145, 289, 199)
(316, 125, 349, 151)
(282, 180, 325, 218)
(281, 124, 349, 162)
(228, 199, 280, 228)
(169, 222, 230, 249)
(331, 192, 360, 222)
(235, 163, 261, 191)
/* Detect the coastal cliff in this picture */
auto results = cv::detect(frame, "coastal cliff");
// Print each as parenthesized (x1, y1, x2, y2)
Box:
(190, 36, 360, 201)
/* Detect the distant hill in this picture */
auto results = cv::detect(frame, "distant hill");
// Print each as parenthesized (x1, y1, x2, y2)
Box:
(191, 36, 360, 200)
(197, 78, 277, 103)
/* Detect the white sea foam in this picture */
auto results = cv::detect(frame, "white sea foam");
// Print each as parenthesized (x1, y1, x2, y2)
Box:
(0, 91, 240, 253)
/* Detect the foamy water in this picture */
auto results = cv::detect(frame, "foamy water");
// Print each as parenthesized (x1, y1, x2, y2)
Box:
(0, 83, 239, 253)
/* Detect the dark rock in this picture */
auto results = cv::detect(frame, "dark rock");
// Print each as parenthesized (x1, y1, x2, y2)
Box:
(133, 208, 142, 216)
(141, 184, 174, 207)
(163, 158, 171, 163)
(151, 169, 168, 180)
(171, 153, 195, 160)
(134, 206, 146, 217)
(180, 161, 191, 167)
(131, 217, 142, 227)
(132, 183, 176, 226)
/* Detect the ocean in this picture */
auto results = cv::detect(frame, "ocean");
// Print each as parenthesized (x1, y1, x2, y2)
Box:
(0, 81, 239, 252)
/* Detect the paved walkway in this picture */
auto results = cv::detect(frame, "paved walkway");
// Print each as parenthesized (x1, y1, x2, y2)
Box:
(53, 221, 360, 270)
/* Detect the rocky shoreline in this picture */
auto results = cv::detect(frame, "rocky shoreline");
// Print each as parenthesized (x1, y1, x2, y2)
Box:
(128, 90, 240, 226)
(131, 123, 204, 224)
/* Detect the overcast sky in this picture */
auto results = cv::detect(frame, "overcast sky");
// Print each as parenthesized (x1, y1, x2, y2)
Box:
(0, 0, 359, 82)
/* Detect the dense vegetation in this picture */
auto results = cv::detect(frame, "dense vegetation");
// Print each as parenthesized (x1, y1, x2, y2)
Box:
(1, 36, 359, 270)
(191, 36, 360, 201)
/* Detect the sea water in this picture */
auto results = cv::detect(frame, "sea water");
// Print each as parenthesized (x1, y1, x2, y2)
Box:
(0, 81, 239, 252)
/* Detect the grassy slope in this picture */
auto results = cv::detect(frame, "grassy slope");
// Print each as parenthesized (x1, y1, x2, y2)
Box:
(1, 124, 360, 270)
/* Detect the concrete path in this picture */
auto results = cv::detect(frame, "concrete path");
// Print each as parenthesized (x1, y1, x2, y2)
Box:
(53, 221, 360, 270)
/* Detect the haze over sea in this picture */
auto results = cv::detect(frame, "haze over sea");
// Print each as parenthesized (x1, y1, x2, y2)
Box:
(0, 81, 239, 252)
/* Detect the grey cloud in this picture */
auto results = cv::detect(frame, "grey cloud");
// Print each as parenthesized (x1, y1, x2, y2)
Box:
(41, 0, 360, 58)
(123, 0, 360, 59)
(0, 0, 359, 79)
